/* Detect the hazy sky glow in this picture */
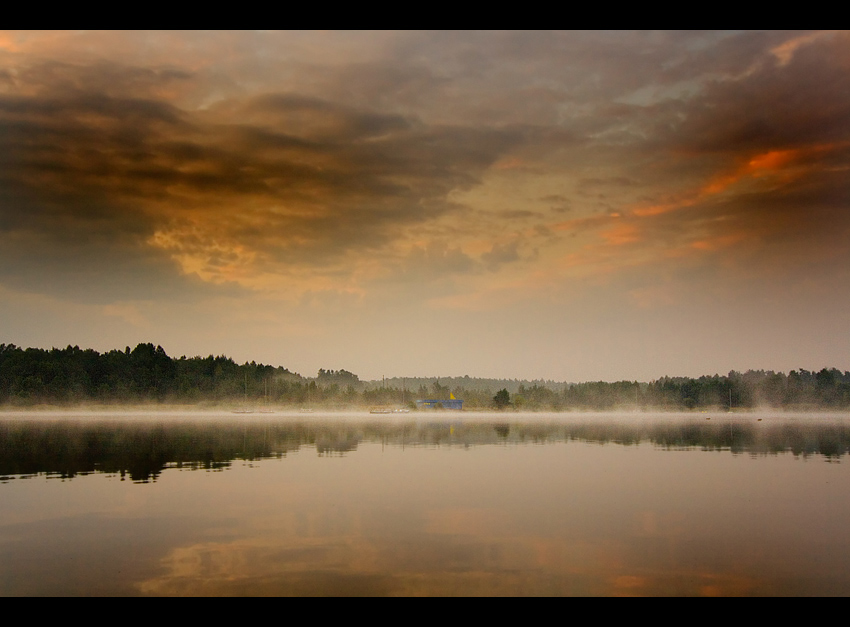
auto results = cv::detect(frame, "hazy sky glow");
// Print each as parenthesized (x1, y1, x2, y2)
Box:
(1, 30, 849, 381)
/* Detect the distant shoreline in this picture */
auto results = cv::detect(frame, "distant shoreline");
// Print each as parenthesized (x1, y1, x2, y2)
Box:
(3, 343, 849, 412)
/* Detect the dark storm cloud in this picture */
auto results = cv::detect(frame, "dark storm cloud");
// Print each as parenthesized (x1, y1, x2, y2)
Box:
(0, 175, 246, 303)
(243, 93, 413, 139)
(668, 36, 850, 154)
(2, 31, 848, 301)
(623, 32, 850, 260)
(11, 60, 195, 99)
(0, 59, 528, 291)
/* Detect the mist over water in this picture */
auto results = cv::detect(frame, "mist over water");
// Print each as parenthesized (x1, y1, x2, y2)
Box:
(2, 411, 850, 596)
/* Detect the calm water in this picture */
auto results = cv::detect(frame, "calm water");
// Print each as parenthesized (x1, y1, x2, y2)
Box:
(1, 411, 849, 596)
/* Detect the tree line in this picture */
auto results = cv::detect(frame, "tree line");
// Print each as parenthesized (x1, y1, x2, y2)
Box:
(1, 342, 849, 410)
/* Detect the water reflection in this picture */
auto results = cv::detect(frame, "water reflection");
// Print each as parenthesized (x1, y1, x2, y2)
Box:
(1, 413, 849, 596)
(1, 414, 848, 483)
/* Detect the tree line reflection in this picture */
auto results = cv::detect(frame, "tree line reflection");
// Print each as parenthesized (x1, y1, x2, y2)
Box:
(1, 417, 848, 483)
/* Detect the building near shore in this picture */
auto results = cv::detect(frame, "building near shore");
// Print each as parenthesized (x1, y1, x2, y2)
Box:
(416, 394, 463, 410)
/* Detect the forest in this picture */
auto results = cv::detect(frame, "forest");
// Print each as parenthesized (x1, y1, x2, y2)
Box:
(1, 342, 849, 410)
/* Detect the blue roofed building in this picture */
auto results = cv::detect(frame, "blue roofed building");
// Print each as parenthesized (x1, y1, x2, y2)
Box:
(415, 398, 463, 410)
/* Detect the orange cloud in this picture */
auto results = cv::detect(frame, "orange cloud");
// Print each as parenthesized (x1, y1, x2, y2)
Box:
(601, 223, 640, 246)
(747, 149, 797, 172)
(700, 148, 800, 197)
(632, 197, 697, 218)
(537, 142, 840, 285)
(770, 31, 842, 66)
(634, 143, 843, 219)
(0, 33, 18, 52)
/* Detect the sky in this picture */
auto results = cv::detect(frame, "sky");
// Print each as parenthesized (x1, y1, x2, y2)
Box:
(1, 30, 849, 382)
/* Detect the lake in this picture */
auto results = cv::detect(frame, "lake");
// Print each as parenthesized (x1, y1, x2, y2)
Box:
(1, 411, 849, 596)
